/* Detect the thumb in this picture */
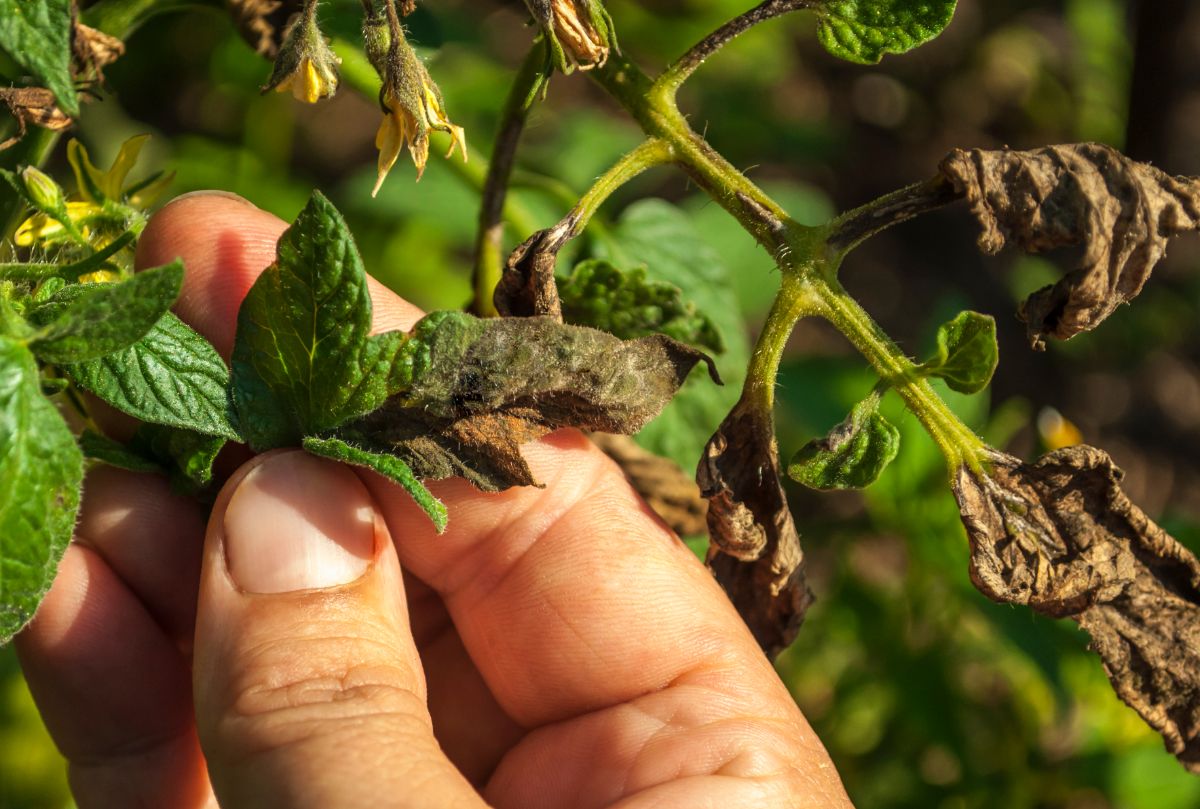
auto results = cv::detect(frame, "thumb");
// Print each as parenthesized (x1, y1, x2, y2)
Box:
(193, 450, 483, 809)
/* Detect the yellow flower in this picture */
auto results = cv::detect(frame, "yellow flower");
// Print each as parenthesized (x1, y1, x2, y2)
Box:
(261, 4, 340, 104)
(274, 55, 338, 103)
(77, 270, 121, 284)
(372, 58, 466, 196)
(14, 201, 102, 247)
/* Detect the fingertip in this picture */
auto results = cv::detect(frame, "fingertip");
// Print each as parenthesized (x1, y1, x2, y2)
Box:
(136, 193, 288, 358)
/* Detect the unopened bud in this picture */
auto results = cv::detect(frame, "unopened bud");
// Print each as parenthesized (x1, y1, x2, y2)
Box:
(20, 167, 65, 213)
(262, 5, 340, 103)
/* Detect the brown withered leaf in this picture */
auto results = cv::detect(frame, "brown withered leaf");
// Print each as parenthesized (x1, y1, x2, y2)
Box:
(343, 312, 716, 492)
(495, 222, 572, 320)
(0, 88, 72, 151)
(589, 432, 708, 537)
(954, 446, 1200, 771)
(939, 143, 1200, 349)
(227, 0, 299, 58)
(697, 396, 813, 658)
(72, 23, 125, 83)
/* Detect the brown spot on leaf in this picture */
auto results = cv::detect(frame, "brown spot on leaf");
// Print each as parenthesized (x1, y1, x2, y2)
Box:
(939, 143, 1200, 348)
(697, 396, 812, 658)
(954, 446, 1200, 771)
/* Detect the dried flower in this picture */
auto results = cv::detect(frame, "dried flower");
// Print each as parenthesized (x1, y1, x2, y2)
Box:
(261, 2, 340, 103)
(524, 0, 616, 73)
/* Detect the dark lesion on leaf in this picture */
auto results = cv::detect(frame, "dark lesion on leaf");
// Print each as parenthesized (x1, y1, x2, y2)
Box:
(697, 395, 813, 658)
(954, 446, 1200, 772)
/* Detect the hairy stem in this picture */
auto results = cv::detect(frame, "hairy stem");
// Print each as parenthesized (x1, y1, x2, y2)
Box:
(744, 272, 826, 412)
(656, 0, 818, 98)
(472, 43, 548, 317)
(826, 176, 960, 260)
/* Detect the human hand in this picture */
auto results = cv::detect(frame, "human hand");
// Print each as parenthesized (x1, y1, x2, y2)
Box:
(16, 192, 853, 809)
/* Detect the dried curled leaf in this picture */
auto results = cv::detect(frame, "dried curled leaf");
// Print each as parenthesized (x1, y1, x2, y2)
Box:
(939, 143, 1200, 348)
(345, 312, 717, 493)
(697, 397, 812, 658)
(0, 88, 71, 151)
(954, 446, 1200, 771)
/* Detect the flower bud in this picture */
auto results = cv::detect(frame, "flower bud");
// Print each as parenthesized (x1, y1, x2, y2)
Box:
(524, 0, 616, 73)
(372, 26, 466, 195)
(262, 5, 340, 103)
(20, 167, 65, 213)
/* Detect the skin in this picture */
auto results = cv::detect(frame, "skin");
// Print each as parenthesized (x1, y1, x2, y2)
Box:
(15, 192, 853, 809)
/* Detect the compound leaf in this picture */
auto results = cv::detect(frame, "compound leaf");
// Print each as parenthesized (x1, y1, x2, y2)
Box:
(30, 261, 184, 364)
(0, 336, 83, 644)
(921, 310, 997, 394)
(815, 0, 958, 64)
(0, 0, 77, 115)
(303, 436, 447, 532)
(788, 393, 900, 490)
(231, 192, 407, 450)
(64, 311, 238, 440)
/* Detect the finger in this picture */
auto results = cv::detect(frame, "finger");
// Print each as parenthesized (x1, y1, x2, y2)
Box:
(15, 545, 214, 808)
(135, 193, 424, 357)
(193, 450, 483, 809)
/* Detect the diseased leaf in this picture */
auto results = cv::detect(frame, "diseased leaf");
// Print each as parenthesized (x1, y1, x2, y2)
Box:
(697, 396, 813, 658)
(231, 192, 408, 450)
(344, 311, 717, 492)
(939, 143, 1200, 348)
(788, 393, 900, 490)
(558, 259, 724, 353)
(64, 311, 238, 440)
(920, 310, 997, 394)
(303, 436, 447, 532)
(79, 429, 164, 474)
(593, 200, 749, 473)
(30, 262, 185, 364)
(0, 0, 78, 115)
(0, 336, 83, 644)
(815, 0, 958, 65)
(954, 446, 1200, 772)
(133, 425, 225, 491)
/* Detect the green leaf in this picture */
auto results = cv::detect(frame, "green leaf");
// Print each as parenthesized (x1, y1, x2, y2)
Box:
(591, 200, 749, 472)
(30, 262, 185, 364)
(0, 335, 83, 644)
(303, 436, 447, 532)
(79, 430, 164, 475)
(920, 310, 998, 394)
(787, 393, 900, 490)
(231, 192, 408, 451)
(132, 424, 225, 490)
(815, 0, 958, 64)
(344, 311, 716, 493)
(0, 0, 78, 115)
(63, 311, 238, 440)
(558, 259, 724, 352)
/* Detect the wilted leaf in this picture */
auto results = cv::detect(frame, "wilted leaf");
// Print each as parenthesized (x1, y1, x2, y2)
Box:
(303, 436, 447, 532)
(939, 143, 1200, 348)
(0, 336, 83, 644)
(0, 88, 72, 151)
(231, 192, 408, 450)
(814, 0, 958, 65)
(559, 259, 724, 353)
(788, 392, 900, 490)
(496, 224, 567, 320)
(697, 396, 813, 657)
(954, 446, 1200, 772)
(344, 311, 717, 492)
(921, 310, 998, 394)
(64, 311, 239, 441)
(30, 262, 184, 364)
(0, 0, 78, 115)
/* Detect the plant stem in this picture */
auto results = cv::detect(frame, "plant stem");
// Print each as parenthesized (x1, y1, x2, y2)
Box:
(744, 272, 826, 413)
(472, 43, 547, 317)
(826, 176, 960, 260)
(656, 0, 818, 98)
(569, 138, 672, 233)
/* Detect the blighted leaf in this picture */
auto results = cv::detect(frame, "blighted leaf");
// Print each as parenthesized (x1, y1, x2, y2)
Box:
(954, 446, 1200, 772)
(815, 0, 957, 65)
(345, 311, 717, 492)
(559, 259, 724, 353)
(303, 436, 447, 532)
(920, 310, 997, 394)
(79, 429, 163, 474)
(0, 336, 83, 644)
(0, 0, 78, 115)
(788, 393, 899, 490)
(64, 311, 238, 441)
(0, 88, 72, 151)
(697, 396, 812, 657)
(30, 261, 184, 364)
(939, 143, 1200, 348)
(231, 192, 408, 450)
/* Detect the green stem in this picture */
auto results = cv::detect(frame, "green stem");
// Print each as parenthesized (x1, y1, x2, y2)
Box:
(744, 272, 825, 413)
(569, 139, 672, 234)
(472, 43, 548, 317)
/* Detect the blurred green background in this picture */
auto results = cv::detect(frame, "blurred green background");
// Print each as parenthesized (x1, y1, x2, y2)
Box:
(3, 0, 1200, 806)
